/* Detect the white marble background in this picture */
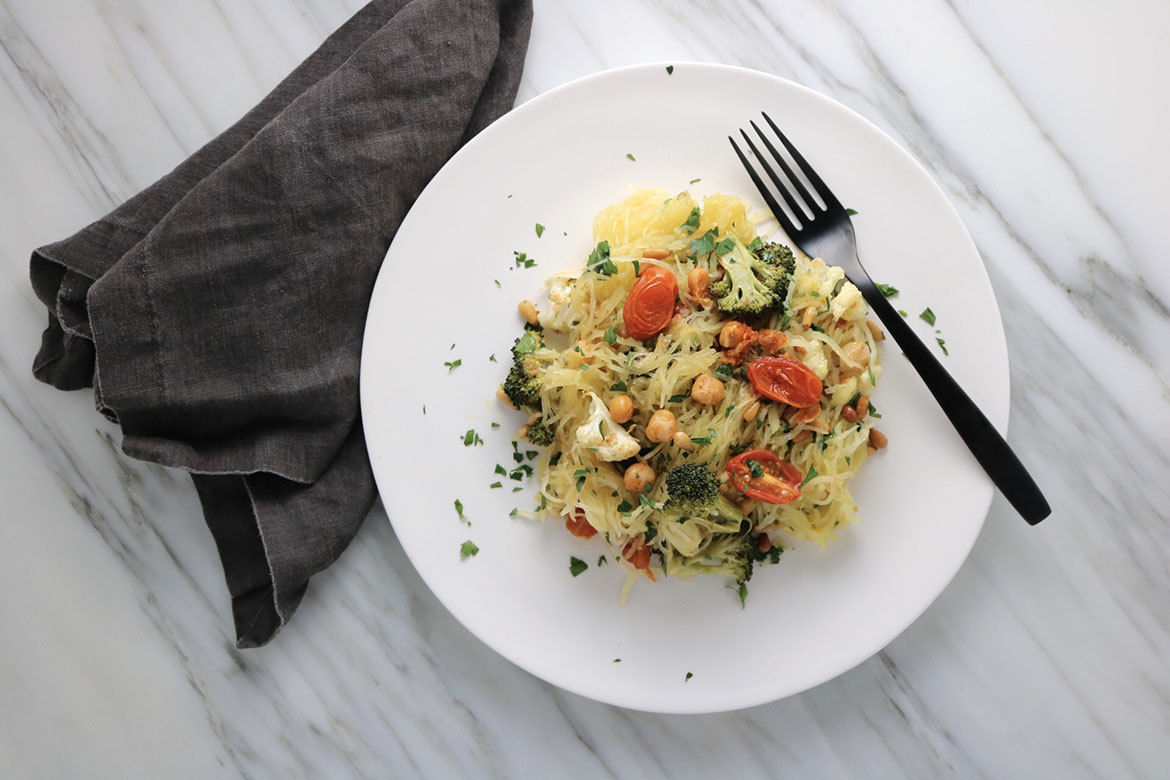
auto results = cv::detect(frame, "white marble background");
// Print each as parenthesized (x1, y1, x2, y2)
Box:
(1, 0, 1167, 777)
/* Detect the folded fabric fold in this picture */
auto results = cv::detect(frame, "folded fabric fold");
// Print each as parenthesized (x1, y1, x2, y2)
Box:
(29, 0, 533, 647)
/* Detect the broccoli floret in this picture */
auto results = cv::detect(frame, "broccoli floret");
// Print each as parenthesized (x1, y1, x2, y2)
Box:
(502, 328, 558, 409)
(525, 421, 555, 447)
(662, 532, 755, 583)
(664, 463, 744, 526)
(709, 235, 788, 317)
(755, 240, 796, 300)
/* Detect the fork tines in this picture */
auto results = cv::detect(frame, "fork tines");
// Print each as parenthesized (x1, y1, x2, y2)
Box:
(729, 112, 843, 237)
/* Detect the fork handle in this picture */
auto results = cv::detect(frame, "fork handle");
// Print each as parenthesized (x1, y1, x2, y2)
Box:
(855, 278, 1051, 525)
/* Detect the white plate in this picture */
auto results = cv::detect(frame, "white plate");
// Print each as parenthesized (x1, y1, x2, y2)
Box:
(360, 63, 1008, 714)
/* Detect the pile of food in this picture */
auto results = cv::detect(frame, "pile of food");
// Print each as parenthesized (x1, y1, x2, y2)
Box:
(499, 188, 887, 594)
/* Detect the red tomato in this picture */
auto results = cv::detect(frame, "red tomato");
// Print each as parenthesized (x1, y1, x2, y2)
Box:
(565, 510, 598, 539)
(746, 356, 823, 407)
(726, 449, 803, 504)
(623, 266, 678, 340)
(622, 536, 657, 581)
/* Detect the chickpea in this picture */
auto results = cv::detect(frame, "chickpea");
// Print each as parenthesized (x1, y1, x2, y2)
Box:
(719, 320, 753, 348)
(843, 341, 871, 370)
(690, 374, 725, 406)
(518, 299, 539, 325)
(757, 328, 787, 352)
(623, 462, 656, 494)
(687, 267, 710, 302)
(673, 431, 694, 450)
(645, 409, 678, 443)
(608, 394, 634, 424)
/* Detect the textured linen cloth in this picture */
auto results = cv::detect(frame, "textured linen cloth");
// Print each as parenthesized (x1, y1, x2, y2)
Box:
(29, 0, 532, 647)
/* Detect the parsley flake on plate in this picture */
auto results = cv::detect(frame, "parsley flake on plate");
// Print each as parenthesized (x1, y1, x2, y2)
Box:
(535, 223, 545, 238)
(920, 307, 936, 326)
(876, 283, 899, 297)
(569, 557, 588, 577)
(460, 540, 479, 558)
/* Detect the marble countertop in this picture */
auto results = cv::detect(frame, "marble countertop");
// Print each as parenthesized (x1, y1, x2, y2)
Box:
(2, 0, 1167, 777)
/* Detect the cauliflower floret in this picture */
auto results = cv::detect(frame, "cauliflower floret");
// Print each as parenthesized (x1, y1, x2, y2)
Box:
(802, 343, 830, 379)
(539, 277, 574, 331)
(575, 392, 641, 461)
(830, 281, 864, 321)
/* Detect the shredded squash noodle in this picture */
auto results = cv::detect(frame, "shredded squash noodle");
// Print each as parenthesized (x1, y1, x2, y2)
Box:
(500, 188, 886, 597)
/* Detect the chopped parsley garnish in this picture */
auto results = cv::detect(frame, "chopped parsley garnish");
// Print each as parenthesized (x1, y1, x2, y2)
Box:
(689, 428, 717, 446)
(689, 177, 701, 185)
(489, 353, 497, 362)
(535, 223, 545, 238)
(680, 206, 701, 234)
(626, 153, 636, 161)
(569, 557, 588, 577)
(460, 540, 479, 558)
(867, 367, 876, 386)
(737, 582, 748, 608)
(444, 359, 461, 371)
(643, 523, 658, 542)
(598, 556, 608, 566)
(454, 499, 466, 520)
(715, 363, 734, 380)
(609, 381, 628, 392)
(876, 283, 899, 297)
(587, 240, 617, 275)
(494, 279, 501, 287)
(494, 464, 507, 475)
(603, 326, 617, 345)
(688, 228, 718, 255)
(491, 422, 501, 430)
(574, 469, 588, 492)
(509, 507, 518, 517)
(665, 65, 674, 75)
(936, 337, 949, 355)
(632, 259, 640, 275)
(513, 251, 536, 269)
(747, 460, 764, 478)
(846, 208, 859, 216)
(638, 492, 656, 510)
(724, 404, 736, 418)
(898, 309, 908, 317)
(489, 481, 502, 489)
(667, 393, 688, 403)
(685, 672, 694, 682)
(801, 466, 818, 487)
(613, 657, 621, 663)
(714, 237, 736, 255)
(463, 429, 483, 446)
(919, 307, 936, 326)
(616, 499, 634, 516)
(422, 405, 426, 414)
(747, 236, 764, 252)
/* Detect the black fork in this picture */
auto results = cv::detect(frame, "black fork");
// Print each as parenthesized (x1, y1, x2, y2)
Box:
(731, 113, 1050, 525)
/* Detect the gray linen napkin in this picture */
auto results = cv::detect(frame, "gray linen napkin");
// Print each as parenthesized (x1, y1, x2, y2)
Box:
(29, 0, 532, 647)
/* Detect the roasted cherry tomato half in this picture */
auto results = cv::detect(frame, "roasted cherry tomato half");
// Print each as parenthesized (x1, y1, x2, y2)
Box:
(621, 536, 657, 581)
(565, 509, 598, 539)
(746, 356, 823, 407)
(623, 266, 678, 340)
(726, 449, 803, 504)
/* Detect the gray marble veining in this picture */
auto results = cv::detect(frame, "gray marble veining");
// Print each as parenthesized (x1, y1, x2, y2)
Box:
(1, 0, 1167, 777)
